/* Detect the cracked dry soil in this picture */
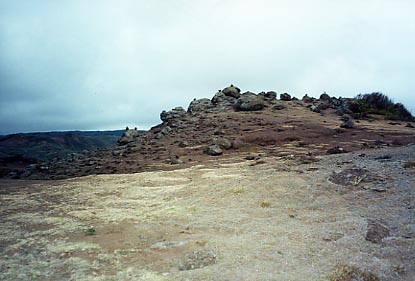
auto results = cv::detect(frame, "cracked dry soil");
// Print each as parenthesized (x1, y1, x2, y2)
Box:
(0, 145, 414, 280)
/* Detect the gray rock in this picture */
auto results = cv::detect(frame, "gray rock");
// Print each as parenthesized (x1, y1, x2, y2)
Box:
(365, 220, 391, 243)
(213, 137, 232, 150)
(320, 92, 331, 101)
(329, 168, 367, 186)
(168, 155, 183, 165)
(178, 140, 189, 147)
(302, 94, 314, 103)
(222, 85, 241, 98)
(264, 91, 277, 100)
(326, 146, 347, 155)
(203, 145, 223, 156)
(340, 119, 355, 129)
(118, 128, 140, 145)
(188, 98, 213, 114)
(235, 93, 264, 111)
(160, 107, 187, 122)
(211, 91, 226, 104)
(310, 105, 321, 113)
(272, 104, 285, 111)
(280, 93, 291, 101)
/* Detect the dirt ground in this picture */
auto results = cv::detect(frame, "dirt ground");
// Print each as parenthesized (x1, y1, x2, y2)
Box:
(1, 144, 414, 280)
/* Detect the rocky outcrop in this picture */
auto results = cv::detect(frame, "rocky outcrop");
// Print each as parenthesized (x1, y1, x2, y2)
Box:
(235, 93, 264, 111)
(302, 94, 314, 103)
(280, 93, 291, 101)
(319, 92, 331, 101)
(160, 107, 187, 122)
(259, 91, 277, 102)
(222, 85, 241, 98)
(188, 98, 213, 114)
(118, 128, 140, 145)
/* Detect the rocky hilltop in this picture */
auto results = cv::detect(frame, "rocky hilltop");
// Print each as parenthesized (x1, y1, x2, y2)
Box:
(8, 85, 415, 179)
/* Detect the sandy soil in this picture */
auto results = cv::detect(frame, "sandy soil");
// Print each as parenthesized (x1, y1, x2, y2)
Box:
(1, 145, 414, 280)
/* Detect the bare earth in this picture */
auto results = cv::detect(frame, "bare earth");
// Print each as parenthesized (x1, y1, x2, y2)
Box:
(1, 144, 414, 280)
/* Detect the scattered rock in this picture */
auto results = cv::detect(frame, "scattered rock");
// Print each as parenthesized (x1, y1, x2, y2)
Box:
(178, 250, 217, 271)
(365, 220, 391, 243)
(280, 93, 291, 101)
(235, 93, 264, 111)
(326, 146, 347, 154)
(329, 168, 367, 186)
(406, 123, 414, 128)
(203, 145, 223, 156)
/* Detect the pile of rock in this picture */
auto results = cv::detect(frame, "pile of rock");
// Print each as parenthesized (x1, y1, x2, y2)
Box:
(118, 127, 140, 145)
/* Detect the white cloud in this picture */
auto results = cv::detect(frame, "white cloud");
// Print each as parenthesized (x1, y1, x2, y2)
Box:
(1, 0, 414, 133)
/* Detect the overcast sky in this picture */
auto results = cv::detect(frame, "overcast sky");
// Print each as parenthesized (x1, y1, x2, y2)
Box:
(1, 0, 414, 134)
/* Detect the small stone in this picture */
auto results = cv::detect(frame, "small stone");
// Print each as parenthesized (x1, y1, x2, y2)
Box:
(365, 220, 391, 243)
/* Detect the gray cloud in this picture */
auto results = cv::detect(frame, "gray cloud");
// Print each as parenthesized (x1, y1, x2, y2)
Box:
(1, 0, 414, 134)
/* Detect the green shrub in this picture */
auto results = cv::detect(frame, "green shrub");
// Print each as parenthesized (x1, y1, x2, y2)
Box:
(351, 93, 413, 121)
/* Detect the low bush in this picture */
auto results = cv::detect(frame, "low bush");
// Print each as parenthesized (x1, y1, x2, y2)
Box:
(350, 93, 413, 121)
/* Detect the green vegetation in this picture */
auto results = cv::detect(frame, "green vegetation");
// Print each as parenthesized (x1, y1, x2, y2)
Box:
(349, 93, 413, 121)
(83, 226, 96, 235)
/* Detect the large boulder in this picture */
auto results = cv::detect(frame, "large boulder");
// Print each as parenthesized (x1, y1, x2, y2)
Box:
(280, 93, 291, 101)
(188, 98, 213, 114)
(222, 85, 241, 98)
(213, 137, 232, 150)
(203, 145, 223, 156)
(302, 94, 314, 103)
(235, 93, 264, 111)
(319, 92, 331, 101)
(258, 91, 277, 102)
(160, 107, 187, 122)
(118, 128, 140, 145)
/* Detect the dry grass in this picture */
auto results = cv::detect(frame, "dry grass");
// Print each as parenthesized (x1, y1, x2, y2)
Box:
(1, 147, 415, 280)
(403, 161, 415, 168)
(328, 264, 379, 281)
